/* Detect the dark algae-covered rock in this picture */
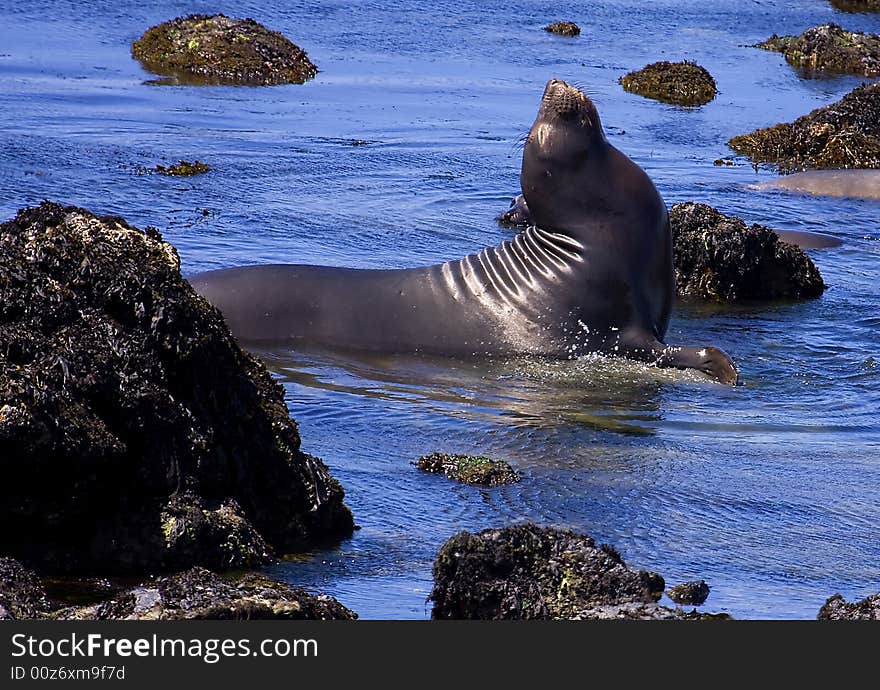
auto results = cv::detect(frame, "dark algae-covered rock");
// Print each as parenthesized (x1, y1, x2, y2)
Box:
(52, 568, 356, 621)
(430, 524, 671, 620)
(132, 14, 317, 86)
(0, 201, 353, 575)
(670, 202, 826, 301)
(728, 82, 880, 172)
(619, 61, 717, 106)
(544, 22, 581, 37)
(0, 558, 49, 620)
(667, 580, 711, 605)
(757, 24, 880, 77)
(818, 592, 880, 620)
(155, 160, 211, 176)
(829, 0, 880, 12)
(415, 452, 520, 486)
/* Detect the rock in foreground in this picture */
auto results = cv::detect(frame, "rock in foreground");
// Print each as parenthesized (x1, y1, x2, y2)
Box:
(416, 452, 520, 486)
(619, 61, 717, 106)
(0, 557, 49, 620)
(818, 592, 880, 620)
(132, 14, 317, 86)
(670, 202, 826, 301)
(728, 82, 880, 172)
(430, 524, 702, 620)
(757, 24, 880, 77)
(53, 567, 356, 621)
(0, 201, 353, 574)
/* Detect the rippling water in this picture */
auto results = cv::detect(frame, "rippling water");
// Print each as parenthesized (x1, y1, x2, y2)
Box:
(1, 0, 878, 619)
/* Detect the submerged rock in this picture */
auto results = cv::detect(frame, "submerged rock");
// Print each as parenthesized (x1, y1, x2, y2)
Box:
(154, 160, 211, 176)
(757, 24, 880, 77)
(415, 452, 520, 486)
(829, 0, 880, 12)
(728, 82, 880, 172)
(0, 201, 353, 575)
(0, 558, 49, 620)
(132, 14, 317, 86)
(52, 568, 356, 621)
(670, 202, 826, 301)
(667, 580, 711, 605)
(431, 524, 677, 620)
(544, 21, 581, 37)
(619, 61, 717, 106)
(818, 592, 880, 620)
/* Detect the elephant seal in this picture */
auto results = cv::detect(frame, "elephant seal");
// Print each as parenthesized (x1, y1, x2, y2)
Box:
(754, 169, 880, 202)
(192, 79, 737, 384)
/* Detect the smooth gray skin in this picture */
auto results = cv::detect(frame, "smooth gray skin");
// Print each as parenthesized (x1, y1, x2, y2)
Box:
(755, 169, 880, 201)
(192, 79, 737, 384)
(501, 195, 842, 249)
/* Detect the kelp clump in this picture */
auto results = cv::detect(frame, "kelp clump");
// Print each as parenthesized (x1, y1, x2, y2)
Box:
(728, 82, 880, 172)
(619, 61, 717, 106)
(132, 14, 317, 86)
(416, 452, 520, 486)
(670, 202, 826, 301)
(757, 24, 880, 77)
(0, 201, 353, 575)
(544, 22, 581, 37)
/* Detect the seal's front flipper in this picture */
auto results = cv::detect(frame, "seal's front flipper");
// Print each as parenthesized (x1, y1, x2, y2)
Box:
(625, 337, 738, 385)
(496, 194, 532, 227)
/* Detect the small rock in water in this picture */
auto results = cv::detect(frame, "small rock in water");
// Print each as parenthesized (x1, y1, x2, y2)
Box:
(544, 21, 581, 37)
(415, 452, 520, 486)
(154, 160, 211, 176)
(132, 13, 317, 86)
(667, 580, 711, 605)
(619, 61, 717, 106)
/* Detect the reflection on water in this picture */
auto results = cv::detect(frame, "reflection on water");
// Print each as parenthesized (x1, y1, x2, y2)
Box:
(260, 345, 672, 435)
(1, 0, 879, 619)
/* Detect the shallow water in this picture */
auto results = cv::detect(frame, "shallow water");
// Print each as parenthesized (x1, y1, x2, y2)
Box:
(1, 0, 878, 619)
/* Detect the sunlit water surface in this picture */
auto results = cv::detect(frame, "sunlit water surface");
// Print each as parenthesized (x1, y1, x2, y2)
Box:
(1, 0, 878, 619)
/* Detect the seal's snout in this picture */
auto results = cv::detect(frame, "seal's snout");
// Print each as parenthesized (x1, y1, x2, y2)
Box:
(542, 79, 588, 120)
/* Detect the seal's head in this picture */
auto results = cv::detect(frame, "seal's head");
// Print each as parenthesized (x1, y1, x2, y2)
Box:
(521, 80, 622, 231)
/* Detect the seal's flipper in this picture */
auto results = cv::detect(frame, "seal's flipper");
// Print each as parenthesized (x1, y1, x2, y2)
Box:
(623, 336, 738, 385)
(496, 194, 532, 227)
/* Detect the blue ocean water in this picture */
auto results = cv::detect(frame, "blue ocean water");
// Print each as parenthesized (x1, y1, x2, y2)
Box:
(1, 0, 878, 619)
